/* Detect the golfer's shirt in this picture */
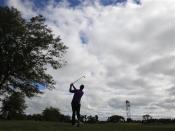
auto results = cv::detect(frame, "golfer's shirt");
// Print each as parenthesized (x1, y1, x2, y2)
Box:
(72, 89, 84, 104)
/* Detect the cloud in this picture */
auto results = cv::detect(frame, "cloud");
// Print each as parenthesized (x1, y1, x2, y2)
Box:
(138, 55, 175, 77)
(7, 0, 37, 18)
(6, 0, 175, 120)
(166, 86, 175, 96)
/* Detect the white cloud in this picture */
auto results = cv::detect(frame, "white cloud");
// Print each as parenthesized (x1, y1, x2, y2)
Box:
(7, 0, 175, 120)
(7, 0, 37, 18)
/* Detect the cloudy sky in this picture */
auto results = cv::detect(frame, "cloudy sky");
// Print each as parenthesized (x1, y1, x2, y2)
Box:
(1, 0, 175, 120)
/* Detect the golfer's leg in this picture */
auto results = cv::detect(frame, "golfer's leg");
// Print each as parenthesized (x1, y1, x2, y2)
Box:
(77, 104, 81, 125)
(71, 104, 76, 125)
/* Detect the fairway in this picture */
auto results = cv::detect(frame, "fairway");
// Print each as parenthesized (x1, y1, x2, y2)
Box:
(0, 121, 175, 131)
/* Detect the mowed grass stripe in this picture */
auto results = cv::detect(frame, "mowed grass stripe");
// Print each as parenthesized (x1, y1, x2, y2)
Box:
(0, 121, 175, 131)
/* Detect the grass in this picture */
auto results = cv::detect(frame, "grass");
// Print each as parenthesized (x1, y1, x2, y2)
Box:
(0, 121, 175, 131)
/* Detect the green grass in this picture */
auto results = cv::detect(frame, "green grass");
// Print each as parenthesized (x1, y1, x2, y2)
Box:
(0, 121, 175, 131)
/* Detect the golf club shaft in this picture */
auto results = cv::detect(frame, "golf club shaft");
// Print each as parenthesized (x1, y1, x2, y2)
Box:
(72, 76, 85, 84)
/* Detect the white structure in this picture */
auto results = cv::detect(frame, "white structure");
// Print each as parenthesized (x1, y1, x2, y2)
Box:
(126, 100, 131, 121)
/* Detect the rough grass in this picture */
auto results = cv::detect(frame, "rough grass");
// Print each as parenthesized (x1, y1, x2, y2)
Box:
(0, 121, 175, 131)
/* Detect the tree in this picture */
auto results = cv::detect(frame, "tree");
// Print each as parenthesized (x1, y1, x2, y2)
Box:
(142, 114, 152, 123)
(107, 115, 125, 123)
(42, 107, 61, 121)
(26, 114, 43, 121)
(0, 7, 68, 97)
(95, 115, 99, 122)
(86, 115, 99, 123)
(1, 92, 26, 119)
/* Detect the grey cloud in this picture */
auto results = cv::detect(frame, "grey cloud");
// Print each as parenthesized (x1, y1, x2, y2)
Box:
(138, 55, 175, 76)
(108, 98, 125, 109)
(108, 95, 156, 111)
(106, 76, 152, 95)
(166, 86, 175, 96)
(155, 98, 175, 110)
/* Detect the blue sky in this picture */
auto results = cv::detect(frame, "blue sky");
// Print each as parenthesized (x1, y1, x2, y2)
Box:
(0, 0, 5, 6)
(35, 83, 47, 90)
(0, 0, 141, 8)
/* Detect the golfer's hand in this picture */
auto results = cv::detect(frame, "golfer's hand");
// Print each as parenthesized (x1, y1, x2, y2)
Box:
(70, 83, 74, 86)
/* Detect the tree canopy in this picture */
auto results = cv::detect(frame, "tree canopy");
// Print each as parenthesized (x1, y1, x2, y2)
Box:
(0, 7, 68, 97)
(107, 115, 125, 123)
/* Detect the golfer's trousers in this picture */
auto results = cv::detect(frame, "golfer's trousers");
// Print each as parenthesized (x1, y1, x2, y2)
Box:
(71, 102, 81, 125)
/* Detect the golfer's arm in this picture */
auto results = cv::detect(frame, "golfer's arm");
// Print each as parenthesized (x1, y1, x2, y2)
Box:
(72, 84, 77, 90)
(69, 85, 73, 93)
(69, 84, 76, 93)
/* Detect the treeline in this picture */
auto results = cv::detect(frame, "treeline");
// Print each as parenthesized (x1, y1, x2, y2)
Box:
(0, 92, 70, 122)
(0, 92, 175, 124)
(141, 114, 175, 124)
(0, 106, 71, 122)
(142, 118, 175, 124)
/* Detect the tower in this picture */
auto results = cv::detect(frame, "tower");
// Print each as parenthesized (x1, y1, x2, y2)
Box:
(126, 100, 131, 121)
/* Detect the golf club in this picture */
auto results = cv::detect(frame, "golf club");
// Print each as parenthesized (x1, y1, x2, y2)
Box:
(72, 75, 86, 84)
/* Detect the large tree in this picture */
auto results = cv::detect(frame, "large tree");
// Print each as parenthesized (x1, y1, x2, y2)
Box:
(0, 7, 68, 97)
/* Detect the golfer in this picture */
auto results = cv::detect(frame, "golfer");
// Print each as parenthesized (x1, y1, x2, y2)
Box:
(69, 83, 84, 126)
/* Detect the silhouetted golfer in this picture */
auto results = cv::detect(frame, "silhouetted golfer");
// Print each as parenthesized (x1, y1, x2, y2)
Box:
(69, 83, 84, 126)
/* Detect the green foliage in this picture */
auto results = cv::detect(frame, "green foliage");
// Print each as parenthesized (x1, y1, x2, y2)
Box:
(42, 107, 62, 121)
(26, 114, 43, 121)
(143, 114, 152, 121)
(107, 115, 125, 123)
(0, 7, 68, 97)
(0, 92, 26, 119)
(86, 115, 99, 123)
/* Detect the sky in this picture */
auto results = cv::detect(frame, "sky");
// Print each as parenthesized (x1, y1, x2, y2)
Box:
(0, 0, 175, 120)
